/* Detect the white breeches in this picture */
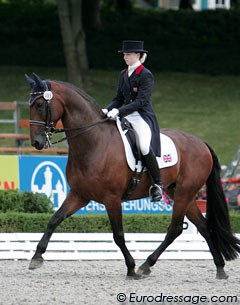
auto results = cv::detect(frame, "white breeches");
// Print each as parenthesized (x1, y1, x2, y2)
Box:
(125, 111, 151, 156)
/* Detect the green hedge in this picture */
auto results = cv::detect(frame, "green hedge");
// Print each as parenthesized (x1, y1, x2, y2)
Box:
(0, 2, 240, 74)
(0, 190, 54, 214)
(0, 212, 239, 233)
(0, 189, 239, 233)
(0, 213, 171, 233)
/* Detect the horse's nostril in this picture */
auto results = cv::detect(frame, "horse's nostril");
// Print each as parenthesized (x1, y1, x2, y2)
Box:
(32, 139, 44, 150)
(31, 140, 37, 147)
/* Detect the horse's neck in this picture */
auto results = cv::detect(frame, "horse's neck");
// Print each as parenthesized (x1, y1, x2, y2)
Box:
(62, 88, 102, 127)
(61, 88, 110, 154)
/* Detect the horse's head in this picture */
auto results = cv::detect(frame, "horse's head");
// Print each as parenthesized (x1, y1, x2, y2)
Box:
(25, 73, 62, 150)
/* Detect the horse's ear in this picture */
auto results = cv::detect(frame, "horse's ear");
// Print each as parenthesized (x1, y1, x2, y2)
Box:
(32, 72, 43, 88)
(25, 74, 35, 89)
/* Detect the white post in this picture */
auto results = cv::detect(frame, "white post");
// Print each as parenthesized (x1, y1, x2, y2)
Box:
(208, 0, 216, 9)
(193, 0, 202, 10)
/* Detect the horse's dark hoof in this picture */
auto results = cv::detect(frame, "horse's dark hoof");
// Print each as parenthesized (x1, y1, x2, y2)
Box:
(136, 264, 151, 278)
(126, 274, 140, 280)
(216, 272, 229, 280)
(216, 267, 228, 280)
(126, 272, 142, 280)
(29, 257, 44, 270)
(125, 269, 142, 280)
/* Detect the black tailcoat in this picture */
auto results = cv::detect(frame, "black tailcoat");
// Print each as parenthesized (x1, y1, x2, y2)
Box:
(107, 65, 160, 156)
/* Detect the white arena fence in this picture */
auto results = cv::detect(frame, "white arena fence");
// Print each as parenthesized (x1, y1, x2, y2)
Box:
(1, 233, 239, 261)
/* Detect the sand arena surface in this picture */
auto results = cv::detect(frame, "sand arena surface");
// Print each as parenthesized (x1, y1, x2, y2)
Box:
(0, 259, 239, 305)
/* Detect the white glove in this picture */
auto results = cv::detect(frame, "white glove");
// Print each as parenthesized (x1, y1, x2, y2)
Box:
(107, 108, 119, 119)
(102, 108, 108, 115)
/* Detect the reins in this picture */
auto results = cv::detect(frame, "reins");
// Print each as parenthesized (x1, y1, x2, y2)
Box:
(51, 117, 110, 145)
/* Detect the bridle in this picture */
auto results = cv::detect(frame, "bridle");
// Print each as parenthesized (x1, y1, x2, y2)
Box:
(29, 81, 56, 147)
(29, 82, 109, 148)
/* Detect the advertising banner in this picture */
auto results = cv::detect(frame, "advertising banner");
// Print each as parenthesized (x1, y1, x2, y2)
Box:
(80, 198, 173, 214)
(19, 156, 69, 210)
(0, 155, 173, 215)
(0, 156, 19, 190)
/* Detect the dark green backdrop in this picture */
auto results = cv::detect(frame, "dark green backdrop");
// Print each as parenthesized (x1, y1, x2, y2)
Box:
(0, 2, 240, 74)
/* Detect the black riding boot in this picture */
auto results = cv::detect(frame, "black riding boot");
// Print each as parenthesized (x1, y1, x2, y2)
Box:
(143, 149, 163, 202)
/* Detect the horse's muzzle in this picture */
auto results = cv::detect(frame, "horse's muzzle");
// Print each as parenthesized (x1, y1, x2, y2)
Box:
(31, 135, 45, 150)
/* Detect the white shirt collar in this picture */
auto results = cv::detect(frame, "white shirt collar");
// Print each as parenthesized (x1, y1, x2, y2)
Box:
(128, 60, 141, 76)
(129, 60, 141, 70)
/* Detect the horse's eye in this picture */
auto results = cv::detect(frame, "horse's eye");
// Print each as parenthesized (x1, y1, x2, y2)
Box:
(36, 101, 44, 109)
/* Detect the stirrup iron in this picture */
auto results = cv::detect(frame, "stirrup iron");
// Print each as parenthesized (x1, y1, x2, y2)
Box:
(149, 184, 163, 202)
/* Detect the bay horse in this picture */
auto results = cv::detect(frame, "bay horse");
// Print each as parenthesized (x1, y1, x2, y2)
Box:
(25, 73, 240, 280)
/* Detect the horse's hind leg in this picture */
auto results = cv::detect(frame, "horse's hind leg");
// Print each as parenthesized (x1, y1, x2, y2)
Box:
(29, 191, 88, 270)
(186, 204, 228, 279)
(106, 202, 138, 279)
(137, 200, 185, 277)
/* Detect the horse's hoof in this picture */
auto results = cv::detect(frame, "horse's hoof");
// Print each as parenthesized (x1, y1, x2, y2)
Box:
(126, 273, 142, 280)
(216, 272, 229, 280)
(125, 268, 143, 280)
(216, 267, 229, 280)
(136, 265, 151, 278)
(29, 257, 44, 270)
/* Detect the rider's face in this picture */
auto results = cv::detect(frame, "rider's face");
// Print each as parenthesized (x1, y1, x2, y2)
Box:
(123, 52, 140, 66)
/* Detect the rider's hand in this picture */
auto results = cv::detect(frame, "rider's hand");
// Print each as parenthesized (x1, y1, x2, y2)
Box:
(102, 108, 108, 115)
(107, 108, 119, 119)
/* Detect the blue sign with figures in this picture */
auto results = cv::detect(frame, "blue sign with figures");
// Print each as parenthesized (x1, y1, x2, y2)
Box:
(19, 156, 69, 210)
(19, 156, 173, 214)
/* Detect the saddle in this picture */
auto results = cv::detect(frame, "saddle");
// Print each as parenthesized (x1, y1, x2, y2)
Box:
(116, 117, 178, 201)
(116, 117, 178, 173)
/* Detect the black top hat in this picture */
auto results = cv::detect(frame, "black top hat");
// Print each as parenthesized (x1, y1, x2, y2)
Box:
(118, 40, 148, 53)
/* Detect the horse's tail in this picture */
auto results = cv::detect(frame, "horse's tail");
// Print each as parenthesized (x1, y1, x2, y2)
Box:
(205, 143, 240, 261)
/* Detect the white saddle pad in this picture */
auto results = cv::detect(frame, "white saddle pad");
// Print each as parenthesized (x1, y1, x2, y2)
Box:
(116, 117, 178, 172)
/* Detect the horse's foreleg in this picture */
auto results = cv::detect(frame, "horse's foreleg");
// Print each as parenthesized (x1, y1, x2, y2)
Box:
(29, 191, 87, 270)
(137, 202, 185, 277)
(106, 203, 138, 279)
(186, 204, 228, 279)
